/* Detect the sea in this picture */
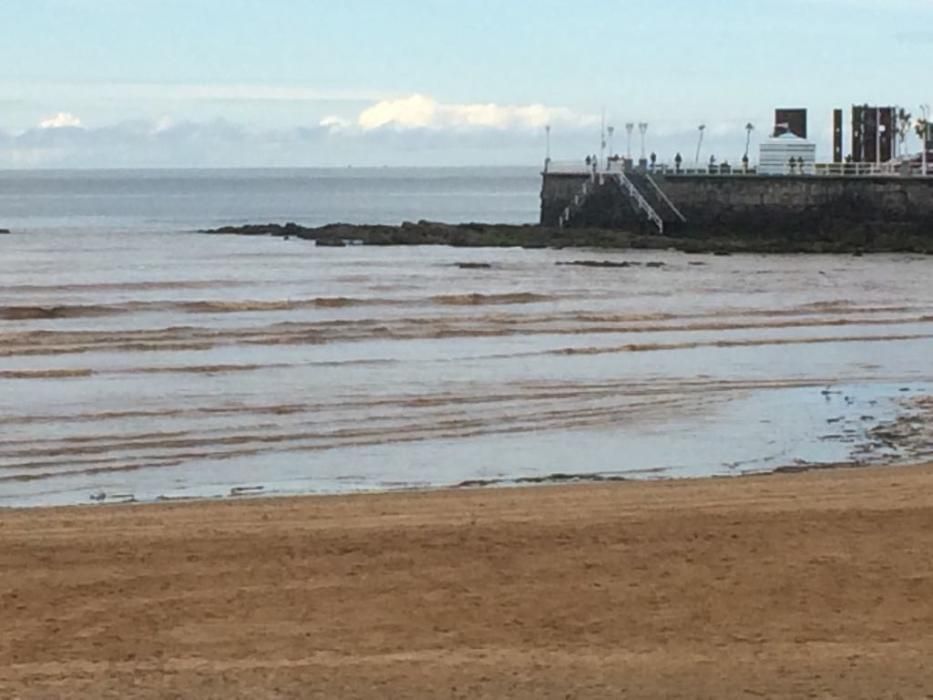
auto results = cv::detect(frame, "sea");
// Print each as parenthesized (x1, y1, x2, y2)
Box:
(1, 168, 931, 507)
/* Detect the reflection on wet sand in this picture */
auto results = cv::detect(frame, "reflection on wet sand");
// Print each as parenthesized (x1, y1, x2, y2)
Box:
(1, 236, 931, 506)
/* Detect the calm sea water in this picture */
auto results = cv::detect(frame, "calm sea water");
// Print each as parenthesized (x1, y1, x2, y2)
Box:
(0, 169, 931, 507)
(0, 167, 542, 234)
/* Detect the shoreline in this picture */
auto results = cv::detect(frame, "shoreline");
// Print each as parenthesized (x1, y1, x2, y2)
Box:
(5, 384, 929, 511)
(4, 460, 933, 698)
(0, 457, 909, 514)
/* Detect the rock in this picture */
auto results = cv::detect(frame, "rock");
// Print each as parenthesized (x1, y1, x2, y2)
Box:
(0, 228, 10, 234)
(201, 222, 931, 255)
(556, 260, 634, 268)
(455, 263, 493, 269)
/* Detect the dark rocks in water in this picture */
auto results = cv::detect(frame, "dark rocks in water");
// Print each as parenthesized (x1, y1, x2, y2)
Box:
(201, 221, 931, 255)
(455, 263, 493, 269)
(456, 472, 630, 489)
(0, 229, 10, 234)
(557, 260, 665, 269)
(557, 260, 635, 268)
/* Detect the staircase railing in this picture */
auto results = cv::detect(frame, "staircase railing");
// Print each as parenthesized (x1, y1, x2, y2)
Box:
(557, 173, 597, 228)
(610, 172, 665, 234)
(644, 174, 687, 223)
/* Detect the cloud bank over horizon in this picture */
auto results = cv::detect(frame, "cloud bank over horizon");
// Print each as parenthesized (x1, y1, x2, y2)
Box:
(0, 90, 924, 169)
(1, 93, 789, 169)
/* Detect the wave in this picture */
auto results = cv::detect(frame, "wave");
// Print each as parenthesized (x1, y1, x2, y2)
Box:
(546, 332, 933, 357)
(0, 296, 404, 321)
(0, 280, 252, 294)
(0, 305, 123, 320)
(0, 368, 93, 379)
(431, 293, 554, 306)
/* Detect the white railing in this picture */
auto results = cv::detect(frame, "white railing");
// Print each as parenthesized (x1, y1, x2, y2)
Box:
(557, 173, 597, 228)
(609, 172, 665, 235)
(644, 173, 687, 223)
(813, 161, 925, 177)
(548, 158, 932, 178)
(545, 159, 598, 175)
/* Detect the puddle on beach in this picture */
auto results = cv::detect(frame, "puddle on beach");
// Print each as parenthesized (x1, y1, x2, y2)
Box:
(1, 233, 931, 507)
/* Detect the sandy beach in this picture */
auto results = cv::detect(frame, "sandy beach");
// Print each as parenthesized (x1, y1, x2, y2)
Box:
(3, 463, 933, 698)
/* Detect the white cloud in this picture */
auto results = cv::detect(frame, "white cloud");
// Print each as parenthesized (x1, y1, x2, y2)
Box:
(357, 94, 597, 131)
(39, 112, 82, 129)
(319, 115, 352, 131)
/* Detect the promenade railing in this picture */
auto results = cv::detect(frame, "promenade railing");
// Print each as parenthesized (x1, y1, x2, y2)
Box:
(545, 159, 931, 178)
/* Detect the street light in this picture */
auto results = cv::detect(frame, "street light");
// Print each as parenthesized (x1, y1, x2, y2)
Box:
(921, 104, 930, 177)
(744, 122, 754, 161)
(625, 123, 634, 160)
(875, 106, 884, 170)
(607, 126, 615, 159)
(638, 122, 648, 161)
(695, 124, 706, 165)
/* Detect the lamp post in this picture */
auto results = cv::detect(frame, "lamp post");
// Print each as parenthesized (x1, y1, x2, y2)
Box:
(744, 122, 754, 161)
(921, 104, 930, 177)
(545, 124, 551, 166)
(638, 122, 648, 161)
(625, 123, 634, 160)
(695, 124, 706, 165)
(607, 126, 615, 160)
(875, 106, 883, 170)
(600, 110, 607, 168)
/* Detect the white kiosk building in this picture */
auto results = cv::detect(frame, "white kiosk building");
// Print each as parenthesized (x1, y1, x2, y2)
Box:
(759, 132, 817, 175)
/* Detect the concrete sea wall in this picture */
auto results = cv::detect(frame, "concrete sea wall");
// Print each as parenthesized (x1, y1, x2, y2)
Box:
(541, 173, 933, 243)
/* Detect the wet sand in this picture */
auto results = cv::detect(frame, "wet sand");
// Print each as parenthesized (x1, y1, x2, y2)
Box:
(4, 463, 933, 698)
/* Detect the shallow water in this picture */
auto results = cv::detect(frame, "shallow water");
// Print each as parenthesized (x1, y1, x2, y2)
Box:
(1, 230, 931, 507)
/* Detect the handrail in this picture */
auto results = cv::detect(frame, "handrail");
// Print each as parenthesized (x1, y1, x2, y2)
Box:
(557, 172, 597, 228)
(644, 173, 687, 223)
(611, 172, 665, 235)
(549, 159, 932, 178)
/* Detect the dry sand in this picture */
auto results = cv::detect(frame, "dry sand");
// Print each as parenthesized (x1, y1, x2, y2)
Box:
(3, 464, 933, 699)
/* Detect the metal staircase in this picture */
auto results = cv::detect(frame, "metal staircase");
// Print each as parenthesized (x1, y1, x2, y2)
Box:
(644, 173, 687, 224)
(558, 174, 597, 228)
(557, 167, 687, 235)
(608, 171, 666, 234)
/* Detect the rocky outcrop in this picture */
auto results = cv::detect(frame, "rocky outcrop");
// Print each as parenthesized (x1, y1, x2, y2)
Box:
(203, 220, 933, 255)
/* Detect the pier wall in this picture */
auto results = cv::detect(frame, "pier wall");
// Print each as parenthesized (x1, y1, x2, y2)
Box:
(541, 172, 933, 241)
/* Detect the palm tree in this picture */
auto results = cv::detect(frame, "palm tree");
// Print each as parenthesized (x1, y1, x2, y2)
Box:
(896, 108, 912, 157)
(916, 118, 930, 148)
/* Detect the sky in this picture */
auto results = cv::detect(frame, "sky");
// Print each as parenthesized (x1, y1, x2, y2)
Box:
(1, 0, 932, 168)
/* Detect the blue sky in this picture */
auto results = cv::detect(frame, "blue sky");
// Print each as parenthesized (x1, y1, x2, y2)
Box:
(1, 0, 932, 167)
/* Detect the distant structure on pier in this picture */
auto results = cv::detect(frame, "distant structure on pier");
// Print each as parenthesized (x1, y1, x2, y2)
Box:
(851, 105, 897, 164)
(539, 99, 933, 239)
(774, 108, 808, 139)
